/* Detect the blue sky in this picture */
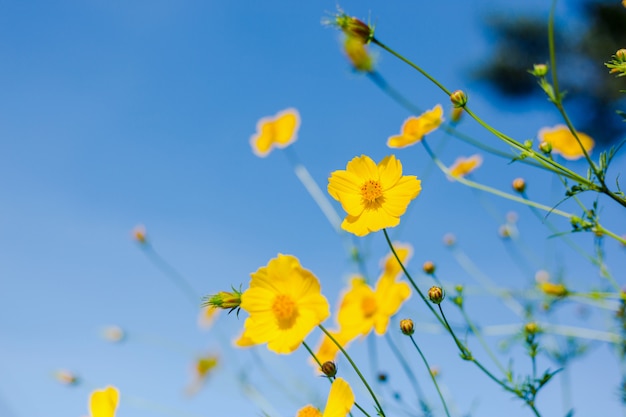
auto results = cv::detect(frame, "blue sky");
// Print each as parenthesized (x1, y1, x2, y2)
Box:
(1, 1, 625, 416)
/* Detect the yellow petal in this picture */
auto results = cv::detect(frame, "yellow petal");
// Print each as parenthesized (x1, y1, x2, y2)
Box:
(538, 124, 594, 160)
(250, 108, 300, 157)
(322, 378, 355, 417)
(89, 386, 119, 417)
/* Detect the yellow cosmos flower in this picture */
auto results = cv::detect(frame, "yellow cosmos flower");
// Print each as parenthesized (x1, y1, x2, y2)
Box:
(344, 35, 373, 72)
(380, 242, 412, 279)
(238, 254, 330, 354)
(387, 105, 444, 148)
(250, 108, 300, 157)
(448, 154, 483, 179)
(537, 125, 594, 160)
(337, 274, 411, 338)
(538, 281, 568, 298)
(186, 354, 219, 395)
(296, 377, 355, 417)
(313, 329, 351, 366)
(328, 155, 422, 237)
(89, 386, 119, 417)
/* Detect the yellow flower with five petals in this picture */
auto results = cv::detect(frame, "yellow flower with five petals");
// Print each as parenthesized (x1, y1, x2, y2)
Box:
(328, 155, 421, 236)
(236, 254, 330, 354)
(296, 377, 355, 417)
(250, 108, 300, 157)
(537, 125, 594, 160)
(387, 105, 444, 148)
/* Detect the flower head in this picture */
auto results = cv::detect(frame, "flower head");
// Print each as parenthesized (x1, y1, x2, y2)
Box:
(387, 105, 444, 148)
(344, 36, 374, 72)
(89, 386, 119, 417)
(537, 125, 594, 160)
(296, 377, 354, 417)
(131, 224, 147, 244)
(186, 354, 219, 396)
(237, 254, 330, 354)
(328, 155, 421, 236)
(250, 108, 300, 157)
(448, 154, 483, 179)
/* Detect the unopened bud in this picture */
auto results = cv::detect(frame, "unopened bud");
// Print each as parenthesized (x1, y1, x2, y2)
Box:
(333, 13, 374, 43)
(531, 63, 548, 77)
(538, 281, 568, 298)
(450, 90, 467, 108)
(616, 49, 626, 62)
(132, 224, 147, 244)
(54, 369, 79, 386)
(203, 290, 242, 312)
(400, 318, 415, 335)
(443, 233, 456, 247)
(512, 178, 526, 193)
(539, 141, 552, 154)
(321, 361, 337, 377)
(428, 286, 444, 304)
(422, 261, 436, 275)
(524, 322, 539, 335)
(102, 325, 125, 343)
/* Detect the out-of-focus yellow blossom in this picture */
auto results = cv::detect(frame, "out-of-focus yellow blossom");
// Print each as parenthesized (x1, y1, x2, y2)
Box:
(236, 254, 330, 354)
(296, 377, 355, 417)
(314, 329, 351, 366)
(343, 36, 373, 72)
(131, 224, 147, 244)
(387, 105, 443, 148)
(537, 125, 594, 160)
(448, 154, 483, 179)
(538, 281, 568, 298)
(101, 325, 125, 343)
(186, 354, 219, 396)
(328, 155, 421, 236)
(250, 108, 300, 157)
(89, 386, 119, 417)
(198, 305, 219, 329)
(380, 242, 412, 279)
(337, 274, 411, 338)
(54, 369, 79, 386)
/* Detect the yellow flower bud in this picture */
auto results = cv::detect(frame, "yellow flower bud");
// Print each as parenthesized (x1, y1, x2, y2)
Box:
(203, 290, 242, 312)
(132, 224, 147, 244)
(449, 90, 467, 108)
(321, 361, 337, 377)
(333, 13, 374, 43)
(538, 141, 552, 154)
(524, 322, 539, 335)
(538, 281, 568, 298)
(400, 318, 415, 335)
(343, 36, 374, 72)
(616, 49, 626, 62)
(428, 286, 444, 304)
(531, 63, 548, 77)
(422, 261, 436, 275)
(512, 177, 526, 193)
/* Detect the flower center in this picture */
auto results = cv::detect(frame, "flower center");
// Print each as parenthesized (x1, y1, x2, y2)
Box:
(272, 294, 298, 328)
(360, 179, 383, 203)
(297, 405, 322, 417)
(361, 295, 378, 318)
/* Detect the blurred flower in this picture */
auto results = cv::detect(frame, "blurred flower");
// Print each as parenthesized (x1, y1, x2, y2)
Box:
(449, 90, 467, 107)
(131, 225, 147, 244)
(538, 281, 568, 298)
(387, 105, 443, 148)
(314, 329, 350, 365)
(537, 125, 594, 160)
(198, 305, 220, 329)
(380, 242, 412, 279)
(343, 36, 374, 72)
(186, 354, 219, 396)
(89, 386, 119, 417)
(328, 155, 421, 236)
(606, 48, 626, 77)
(236, 254, 330, 354)
(535, 270, 550, 283)
(296, 377, 354, 417)
(450, 106, 464, 123)
(512, 178, 526, 193)
(54, 369, 79, 386)
(337, 273, 411, 338)
(448, 154, 483, 179)
(101, 325, 125, 343)
(250, 108, 300, 157)
(443, 233, 456, 246)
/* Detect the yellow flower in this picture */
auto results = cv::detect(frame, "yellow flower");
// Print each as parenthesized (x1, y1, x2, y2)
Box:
(537, 125, 594, 160)
(313, 329, 351, 365)
(186, 354, 219, 396)
(250, 108, 300, 157)
(337, 274, 411, 338)
(344, 36, 373, 72)
(387, 105, 444, 148)
(296, 377, 354, 417)
(448, 154, 483, 179)
(89, 386, 119, 417)
(197, 305, 219, 329)
(380, 242, 412, 279)
(328, 155, 422, 236)
(131, 224, 147, 244)
(538, 281, 568, 298)
(238, 254, 330, 354)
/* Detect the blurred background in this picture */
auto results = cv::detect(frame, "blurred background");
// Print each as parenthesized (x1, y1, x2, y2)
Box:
(1, 0, 625, 416)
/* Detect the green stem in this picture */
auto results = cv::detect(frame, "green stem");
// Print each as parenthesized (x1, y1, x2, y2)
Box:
(407, 334, 451, 417)
(318, 325, 386, 417)
(458, 306, 508, 376)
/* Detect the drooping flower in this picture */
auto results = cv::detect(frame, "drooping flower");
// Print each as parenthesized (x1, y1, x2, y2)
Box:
(448, 154, 483, 179)
(537, 125, 594, 160)
(328, 155, 421, 237)
(296, 377, 355, 417)
(387, 105, 444, 148)
(337, 274, 411, 338)
(89, 386, 119, 417)
(344, 36, 374, 72)
(250, 108, 300, 157)
(237, 254, 330, 354)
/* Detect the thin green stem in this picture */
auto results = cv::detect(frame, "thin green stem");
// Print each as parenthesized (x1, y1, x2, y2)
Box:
(458, 306, 508, 376)
(407, 334, 451, 417)
(382, 229, 445, 327)
(302, 341, 370, 417)
(319, 325, 386, 417)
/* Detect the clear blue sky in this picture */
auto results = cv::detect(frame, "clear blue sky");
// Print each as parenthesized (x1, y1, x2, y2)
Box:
(1, 1, 625, 416)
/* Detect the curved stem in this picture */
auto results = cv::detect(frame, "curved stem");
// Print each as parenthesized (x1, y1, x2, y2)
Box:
(407, 335, 451, 417)
(318, 325, 386, 417)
